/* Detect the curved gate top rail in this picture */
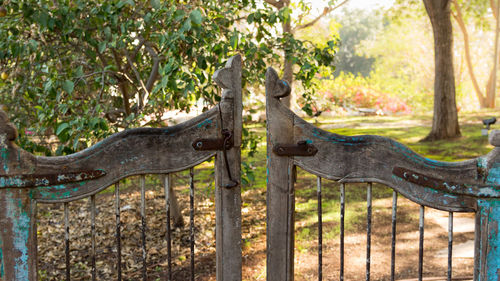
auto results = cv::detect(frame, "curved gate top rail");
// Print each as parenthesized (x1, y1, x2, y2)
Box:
(0, 55, 243, 281)
(265, 66, 500, 281)
(265, 66, 500, 211)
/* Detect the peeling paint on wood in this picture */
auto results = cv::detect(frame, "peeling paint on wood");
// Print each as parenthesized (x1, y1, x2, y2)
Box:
(476, 199, 500, 280)
(0, 188, 34, 281)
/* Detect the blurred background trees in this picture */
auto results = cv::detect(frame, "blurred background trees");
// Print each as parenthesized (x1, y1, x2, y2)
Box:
(1, 0, 500, 153)
(0, 0, 335, 155)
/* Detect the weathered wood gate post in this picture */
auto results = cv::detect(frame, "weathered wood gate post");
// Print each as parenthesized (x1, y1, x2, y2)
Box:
(265, 67, 295, 281)
(0, 112, 37, 281)
(213, 54, 243, 281)
(475, 132, 500, 280)
(475, 199, 500, 280)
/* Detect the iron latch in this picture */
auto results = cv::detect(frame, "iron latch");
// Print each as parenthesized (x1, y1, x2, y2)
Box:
(192, 129, 238, 188)
(192, 129, 233, 151)
(273, 141, 318, 157)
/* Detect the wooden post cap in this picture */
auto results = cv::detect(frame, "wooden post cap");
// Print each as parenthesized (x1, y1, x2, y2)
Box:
(0, 109, 17, 141)
(489, 130, 500, 147)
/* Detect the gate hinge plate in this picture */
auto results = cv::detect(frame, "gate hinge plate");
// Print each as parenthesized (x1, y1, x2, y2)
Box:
(273, 141, 318, 157)
(192, 129, 233, 151)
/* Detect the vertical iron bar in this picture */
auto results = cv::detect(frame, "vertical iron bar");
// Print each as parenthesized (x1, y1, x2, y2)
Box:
(340, 183, 345, 281)
(90, 195, 96, 281)
(64, 202, 71, 281)
(317, 176, 323, 281)
(115, 183, 122, 281)
(447, 212, 453, 281)
(390, 191, 398, 281)
(140, 175, 147, 281)
(418, 205, 425, 281)
(190, 168, 195, 281)
(164, 174, 172, 281)
(366, 183, 372, 281)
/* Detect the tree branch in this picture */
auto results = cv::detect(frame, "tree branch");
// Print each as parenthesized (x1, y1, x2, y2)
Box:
(124, 50, 150, 111)
(491, 0, 498, 21)
(144, 44, 160, 94)
(451, 0, 486, 106)
(264, 0, 283, 8)
(132, 37, 147, 59)
(293, 0, 349, 32)
(111, 50, 132, 116)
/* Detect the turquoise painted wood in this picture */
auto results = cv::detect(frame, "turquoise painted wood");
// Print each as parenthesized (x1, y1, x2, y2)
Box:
(0, 189, 36, 281)
(476, 199, 500, 280)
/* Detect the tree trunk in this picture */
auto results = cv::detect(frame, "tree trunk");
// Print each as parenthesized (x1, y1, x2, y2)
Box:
(487, 0, 500, 108)
(421, 0, 461, 141)
(451, 0, 487, 108)
(281, 6, 293, 108)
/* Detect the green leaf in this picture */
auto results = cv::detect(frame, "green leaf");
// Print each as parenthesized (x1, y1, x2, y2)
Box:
(151, 0, 161, 9)
(98, 41, 106, 54)
(230, 34, 239, 49)
(62, 80, 74, 94)
(116, 0, 135, 9)
(56, 123, 70, 136)
(181, 18, 192, 32)
(247, 13, 254, 24)
(189, 9, 203, 25)
(174, 9, 185, 22)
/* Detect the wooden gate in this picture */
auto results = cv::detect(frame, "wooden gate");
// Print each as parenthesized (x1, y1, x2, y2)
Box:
(0, 55, 242, 281)
(265, 67, 500, 281)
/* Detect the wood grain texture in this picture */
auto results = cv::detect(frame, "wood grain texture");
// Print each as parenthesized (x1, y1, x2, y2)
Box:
(214, 54, 242, 281)
(1, 107, 218, 203)
(263, 86, 500, 212)
(475, 199, 500, 280)
(266, 67, 295, 281)
(0, 188, 36, 281)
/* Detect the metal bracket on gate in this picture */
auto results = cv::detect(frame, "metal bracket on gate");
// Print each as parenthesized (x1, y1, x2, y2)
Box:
(273, 140, 318, 157)
(192, 129, 238, 188)
(192, 129, 233, 151)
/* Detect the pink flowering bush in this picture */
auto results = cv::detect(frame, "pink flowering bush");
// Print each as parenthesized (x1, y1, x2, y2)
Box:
(314, 72, 413, 115)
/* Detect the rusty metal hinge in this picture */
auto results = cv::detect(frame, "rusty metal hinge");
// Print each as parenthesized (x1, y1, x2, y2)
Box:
(273, 141, 318, 157)
(192, 129, 233, 151)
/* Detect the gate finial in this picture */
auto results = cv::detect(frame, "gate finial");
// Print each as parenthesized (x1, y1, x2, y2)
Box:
(265, 67, 291, 99)
(213, 54, 242, 91)
(489, 130, 500, 147)
(0, 108, 18, 143)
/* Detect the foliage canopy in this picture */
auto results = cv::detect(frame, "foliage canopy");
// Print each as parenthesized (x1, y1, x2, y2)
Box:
(0, 0, 336, 155)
